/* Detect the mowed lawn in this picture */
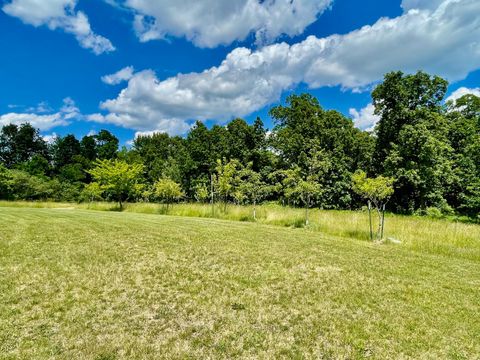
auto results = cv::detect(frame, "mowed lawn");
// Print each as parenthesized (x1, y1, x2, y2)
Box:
(0, 208, 479, 359)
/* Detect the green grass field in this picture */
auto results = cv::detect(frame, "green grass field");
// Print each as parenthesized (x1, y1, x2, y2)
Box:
(1, 206, 479, 359)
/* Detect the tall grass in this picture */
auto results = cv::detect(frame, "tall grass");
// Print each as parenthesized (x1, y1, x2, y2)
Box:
(1, 200, 479, 261)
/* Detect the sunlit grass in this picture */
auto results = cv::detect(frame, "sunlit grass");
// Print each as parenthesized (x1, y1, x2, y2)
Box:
(2, 200, 479, 261)
(0, 207, 479, 359)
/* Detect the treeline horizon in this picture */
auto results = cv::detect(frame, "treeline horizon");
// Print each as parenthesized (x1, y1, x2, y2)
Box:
(1, 71, 479, 217)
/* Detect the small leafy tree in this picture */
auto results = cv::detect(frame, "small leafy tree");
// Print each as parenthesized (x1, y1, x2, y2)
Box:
(194, 182, 209, 203)
(282, 148, 328, 225)
(352, 170, 394, 241)
(215, 158, 240, 212)
(154, 177, 184, 211)
(237, 165, 269, 220)
(88, 159, 144, 209)
(281, 167, 322, 226)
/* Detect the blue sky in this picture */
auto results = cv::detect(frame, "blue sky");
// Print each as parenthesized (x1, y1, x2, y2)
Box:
(0, 0, 479, 145)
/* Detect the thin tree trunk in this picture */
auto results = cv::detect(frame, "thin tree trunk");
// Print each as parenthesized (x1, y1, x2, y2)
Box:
(253, 199, 256, 220)
(305, 194, 310, 226)
(210, 174, 214, 216)
(380, 204, 386, 239)
(368, 200, 373, 241)
(376, 207, 382, 241)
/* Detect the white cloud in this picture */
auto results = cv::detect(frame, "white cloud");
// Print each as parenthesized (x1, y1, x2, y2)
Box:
(26, 101, 53, 113)
(116, 0, 333, 48)
(349, 103, 379, 131)
(0, 112, 68, 131)
(125, 129, 170, 146)
(91, 0, 480, 134)
(445, 87, 480, 103)
(401, 0, 445, 10)
(43, 132, 58, 144)
(2, 0, 115, 54)
(0, 98, 81, 131)
(101, 66, 135, 85)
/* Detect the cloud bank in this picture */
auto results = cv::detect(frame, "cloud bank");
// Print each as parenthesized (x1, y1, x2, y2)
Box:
(114, 0, 333, 48)
(3, 0, 115, 54)
(91, 0, 480, 134)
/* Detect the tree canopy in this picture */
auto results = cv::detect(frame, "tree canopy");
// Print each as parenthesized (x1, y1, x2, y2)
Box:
(0, 70, 478, 219)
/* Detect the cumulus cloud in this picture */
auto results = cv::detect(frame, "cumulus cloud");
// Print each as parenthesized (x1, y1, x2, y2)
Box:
(349, 104, 379, 131)
(0, 98, 81, 131)
(91, 0, 480, 134)
(445, 87, 480, 103)
(101, 66, 135, 85)
(401, 0, 445, 10)
(114, 0, 333, 48)
(2, 0, 115, 54)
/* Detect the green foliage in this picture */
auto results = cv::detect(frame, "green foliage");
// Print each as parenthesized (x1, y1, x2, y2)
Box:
(0, 164, 9, 199)
(4, 169, 54, 200)
(95, 130, 119, 160)
(19, 154, 50, 176)
(52, 134, 82, 169)
(153, 177, 184, 209)
(0, 71, 478, 219)
(270, 94, 371, 209)
(0, 123, 48, 168)
(215, 158, 240, 210)
(88, 159, 144, 208)
(82, 182, 104, 202)
(194, 182, 210, 203)
(352, 170, 394, 240)
(352, 170, 394, 206)
(372, 71, 448, 169)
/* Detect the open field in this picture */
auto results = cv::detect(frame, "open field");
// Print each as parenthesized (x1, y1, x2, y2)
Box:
(1, 200, 480, 262)
(1, 206, 479, 359)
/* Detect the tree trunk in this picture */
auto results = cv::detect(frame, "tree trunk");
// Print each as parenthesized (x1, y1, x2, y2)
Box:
(210, 174, 215, 217)
(253, 199, 256, 221)
(305, 194, 310, 226)
(380, 204, 386, 239)
(376, 207, 382, 241)
(368, 201, 373, 241)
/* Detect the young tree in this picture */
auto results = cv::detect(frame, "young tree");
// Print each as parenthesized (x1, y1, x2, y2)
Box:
(88, 159, 144, 209)
(282, 167, 322, 226)
(352, 170, 394, 241)
(215, 158, 240, 212)
(194, 182, 209, 203)
(237, 165, 270, 220)
(154, 178, 184, 211)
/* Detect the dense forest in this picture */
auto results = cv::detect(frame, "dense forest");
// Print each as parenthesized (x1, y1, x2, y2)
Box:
(1, 71, 479, 217)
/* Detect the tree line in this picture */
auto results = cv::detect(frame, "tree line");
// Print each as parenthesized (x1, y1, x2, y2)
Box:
(0, 71, 479, 218)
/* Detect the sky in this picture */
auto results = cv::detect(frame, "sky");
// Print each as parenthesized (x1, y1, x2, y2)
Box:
(0, 0, 479, 145)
